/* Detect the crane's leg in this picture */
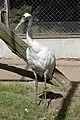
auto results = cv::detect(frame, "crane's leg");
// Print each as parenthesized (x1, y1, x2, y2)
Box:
(44, 71, 47, 110)
(33, 71, 38, 120)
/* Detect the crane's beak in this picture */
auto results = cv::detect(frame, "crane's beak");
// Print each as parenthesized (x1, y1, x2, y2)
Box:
(15, 18, 24, 31)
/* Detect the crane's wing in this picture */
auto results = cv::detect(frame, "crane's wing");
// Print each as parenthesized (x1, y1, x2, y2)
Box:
(27, 47, 54, 74)
(27, 47, 45, 73)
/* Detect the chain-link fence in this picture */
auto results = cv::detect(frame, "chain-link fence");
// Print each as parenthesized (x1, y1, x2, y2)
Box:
(1, 0, 80, 37)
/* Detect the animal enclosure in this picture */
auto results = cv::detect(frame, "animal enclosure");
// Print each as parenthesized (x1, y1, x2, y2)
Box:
(9, 0, 80, 37)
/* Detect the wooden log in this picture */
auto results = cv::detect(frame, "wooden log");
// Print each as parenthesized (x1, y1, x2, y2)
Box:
(0, 21, 27, 62)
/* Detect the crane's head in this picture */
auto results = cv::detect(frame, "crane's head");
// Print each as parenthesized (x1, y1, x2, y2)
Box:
(15, 13, 32, 31)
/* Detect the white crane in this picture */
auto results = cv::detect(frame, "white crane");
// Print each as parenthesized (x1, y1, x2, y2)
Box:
(15, 13, 69, 118)
(15, 13, 56, 108)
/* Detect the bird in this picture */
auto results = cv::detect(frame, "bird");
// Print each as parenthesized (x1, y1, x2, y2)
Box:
(15, 13, 70, 119)
(15, 13, 56, 110)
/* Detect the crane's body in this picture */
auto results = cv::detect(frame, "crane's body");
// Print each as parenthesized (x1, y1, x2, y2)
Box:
(26, 41, 56, 79)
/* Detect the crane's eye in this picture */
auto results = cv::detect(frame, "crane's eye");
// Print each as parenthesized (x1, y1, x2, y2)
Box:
(22, 15, 25, 18)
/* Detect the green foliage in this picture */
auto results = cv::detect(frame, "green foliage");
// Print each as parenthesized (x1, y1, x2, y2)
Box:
(10, 4, 32, 24)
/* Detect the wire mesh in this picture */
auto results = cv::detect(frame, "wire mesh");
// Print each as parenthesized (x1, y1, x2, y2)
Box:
(1, 0, 80, 37)
(0, 0, 5, 9)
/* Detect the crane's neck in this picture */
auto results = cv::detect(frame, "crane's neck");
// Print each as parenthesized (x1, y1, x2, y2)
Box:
(26, 16, 33, 46)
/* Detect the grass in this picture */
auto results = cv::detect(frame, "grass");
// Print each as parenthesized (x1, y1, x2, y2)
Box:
(0, 83, 36, 120)
(0, 83, 45, 120)
(0, 83, 80, 120)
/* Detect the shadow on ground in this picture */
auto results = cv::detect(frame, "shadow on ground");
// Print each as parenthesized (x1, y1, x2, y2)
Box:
(54, 81, 80, 120)
(38, 91, 63, 108)
(0, 63, 52, 84)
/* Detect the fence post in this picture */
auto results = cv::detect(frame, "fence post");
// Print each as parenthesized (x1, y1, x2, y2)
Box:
(4, 0, 9, 28)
